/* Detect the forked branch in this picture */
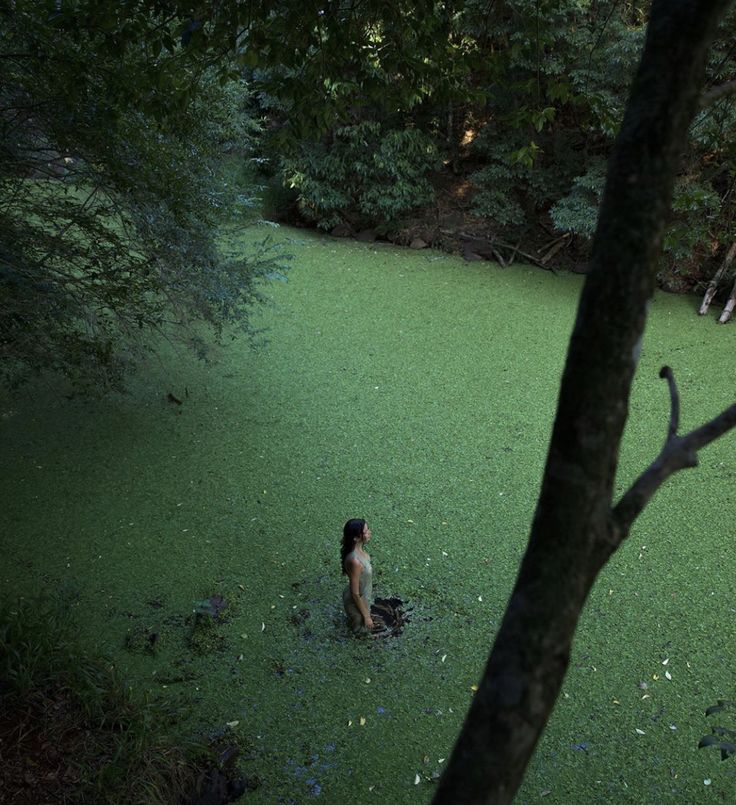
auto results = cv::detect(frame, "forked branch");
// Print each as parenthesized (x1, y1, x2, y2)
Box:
(613, 366, 736, 534)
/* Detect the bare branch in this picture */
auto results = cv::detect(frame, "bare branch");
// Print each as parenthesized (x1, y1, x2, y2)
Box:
(680, 400, 736, 452)
(613, 368, 736, 534)
(495, 239, 558, 272)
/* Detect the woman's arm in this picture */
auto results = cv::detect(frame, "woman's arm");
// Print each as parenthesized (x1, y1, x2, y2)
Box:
(346, 557, 373, 630)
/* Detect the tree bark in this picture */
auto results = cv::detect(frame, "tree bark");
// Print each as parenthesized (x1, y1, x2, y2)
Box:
(432, 3, 734, 804)
(699, 241, 736, 315)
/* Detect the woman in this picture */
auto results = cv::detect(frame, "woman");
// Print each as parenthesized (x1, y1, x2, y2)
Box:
(341, 518, 374, 634)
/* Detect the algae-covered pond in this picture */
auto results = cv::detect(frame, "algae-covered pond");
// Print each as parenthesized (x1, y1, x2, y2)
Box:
(2, 227, 736, 803)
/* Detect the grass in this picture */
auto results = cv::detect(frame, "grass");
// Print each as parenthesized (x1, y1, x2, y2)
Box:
(1, 225, 736, 802)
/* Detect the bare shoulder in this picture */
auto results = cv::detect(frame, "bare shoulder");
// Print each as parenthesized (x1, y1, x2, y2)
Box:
(345, 556, 363, 573)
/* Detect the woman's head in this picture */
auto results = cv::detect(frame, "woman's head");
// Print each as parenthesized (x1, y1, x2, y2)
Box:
(341, 518, 369, 573)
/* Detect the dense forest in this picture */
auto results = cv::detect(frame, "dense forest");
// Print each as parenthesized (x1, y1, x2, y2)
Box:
(3, 1, 736, 390)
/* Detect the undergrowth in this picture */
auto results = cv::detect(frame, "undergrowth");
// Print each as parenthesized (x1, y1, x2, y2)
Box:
(0, 594, 214, 804)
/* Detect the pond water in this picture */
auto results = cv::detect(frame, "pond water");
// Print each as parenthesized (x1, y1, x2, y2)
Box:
(2, 226, 736, 802)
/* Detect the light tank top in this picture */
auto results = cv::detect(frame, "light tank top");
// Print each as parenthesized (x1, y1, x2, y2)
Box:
(344, 549, 373, 601)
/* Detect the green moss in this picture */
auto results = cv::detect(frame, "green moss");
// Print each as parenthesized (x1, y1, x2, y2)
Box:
(2, 227, 736, 802)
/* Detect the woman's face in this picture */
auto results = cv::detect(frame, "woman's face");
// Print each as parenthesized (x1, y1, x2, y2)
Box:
(361, 523, 372, 544)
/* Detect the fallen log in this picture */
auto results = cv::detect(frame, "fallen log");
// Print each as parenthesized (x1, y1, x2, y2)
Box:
(718, 275, 736, 323)
(539, 233, 572, 264)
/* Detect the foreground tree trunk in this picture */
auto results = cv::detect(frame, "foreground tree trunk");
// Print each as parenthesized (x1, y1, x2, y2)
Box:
(433, 2, 735, 803)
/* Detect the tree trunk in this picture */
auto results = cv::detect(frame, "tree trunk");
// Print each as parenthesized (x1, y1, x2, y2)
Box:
(717, 275, 736, 323)
(432, 2, 733, 803)
(699, 241, 736, 315)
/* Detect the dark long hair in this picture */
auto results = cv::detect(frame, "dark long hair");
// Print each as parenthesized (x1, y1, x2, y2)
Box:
(341, 518, 366, 575)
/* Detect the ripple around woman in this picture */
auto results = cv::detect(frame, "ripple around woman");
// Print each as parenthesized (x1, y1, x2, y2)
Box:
(341, 518, 374, 635)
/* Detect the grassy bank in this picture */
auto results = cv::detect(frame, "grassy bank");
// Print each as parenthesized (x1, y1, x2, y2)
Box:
(2, 227, 736, 802)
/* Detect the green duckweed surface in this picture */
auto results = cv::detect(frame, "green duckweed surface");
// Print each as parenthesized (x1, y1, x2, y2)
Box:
(2, 227, 736, 803)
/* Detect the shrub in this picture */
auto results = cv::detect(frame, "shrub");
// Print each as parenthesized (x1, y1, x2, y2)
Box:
(281, 122, 440, 231)
(550, 161, 607, 240)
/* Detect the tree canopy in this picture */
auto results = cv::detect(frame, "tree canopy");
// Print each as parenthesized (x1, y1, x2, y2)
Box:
(1, 1, 275, 389)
